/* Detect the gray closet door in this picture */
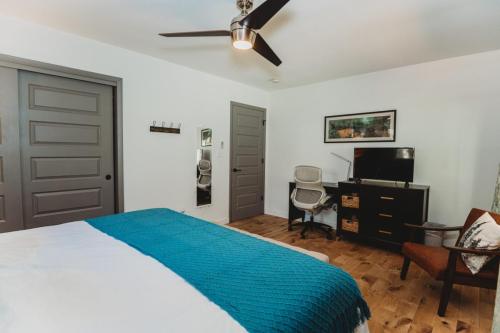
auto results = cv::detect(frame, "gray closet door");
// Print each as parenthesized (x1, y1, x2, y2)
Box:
(230, 102, 266, 221)
(0, 67, 23, 232)
(19, 71, 115, 229)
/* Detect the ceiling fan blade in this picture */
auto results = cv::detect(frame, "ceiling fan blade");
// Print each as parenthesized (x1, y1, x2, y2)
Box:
(239, 0, 290, 30)
(253, 33, 282, 66)
(159, 30, 231, 37)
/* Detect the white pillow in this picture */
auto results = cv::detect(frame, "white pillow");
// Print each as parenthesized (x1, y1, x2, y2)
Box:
(457, 212, 500, 275)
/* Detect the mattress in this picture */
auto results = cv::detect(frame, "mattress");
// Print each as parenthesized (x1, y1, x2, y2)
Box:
(0, 215, 369, 333)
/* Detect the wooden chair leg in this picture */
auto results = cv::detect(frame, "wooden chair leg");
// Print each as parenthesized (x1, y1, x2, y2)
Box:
(438, 279, 453, 316)
(400, 257, 411, 280)
(438, 251, 458, 317)
(300, 223, 308, 239)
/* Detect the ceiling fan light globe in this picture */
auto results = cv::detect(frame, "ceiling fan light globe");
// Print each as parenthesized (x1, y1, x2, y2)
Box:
(233, 40, 253, 50)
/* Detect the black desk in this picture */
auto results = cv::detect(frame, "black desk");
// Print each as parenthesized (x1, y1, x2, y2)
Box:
(288, 182, 340, 231)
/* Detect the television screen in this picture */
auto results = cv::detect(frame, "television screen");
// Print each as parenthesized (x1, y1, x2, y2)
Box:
(353, 147, 415, 182)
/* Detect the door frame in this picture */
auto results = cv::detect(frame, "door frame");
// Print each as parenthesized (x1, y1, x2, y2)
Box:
(229, 101, 266, 222)
(0, 54, 124, 213)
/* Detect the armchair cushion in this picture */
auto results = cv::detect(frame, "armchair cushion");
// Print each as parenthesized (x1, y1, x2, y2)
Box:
(457, 212, 500, 274)
(402, 242, 498, 281)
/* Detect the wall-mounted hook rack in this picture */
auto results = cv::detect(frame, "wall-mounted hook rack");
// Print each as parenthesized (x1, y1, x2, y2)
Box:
(150, 121, 181, 134)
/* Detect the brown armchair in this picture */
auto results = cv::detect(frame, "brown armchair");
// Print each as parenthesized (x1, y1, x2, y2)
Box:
(400, 208, 500, 316)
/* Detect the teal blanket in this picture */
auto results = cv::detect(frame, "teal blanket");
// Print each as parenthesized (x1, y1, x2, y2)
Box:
(87, 209, 370, 333)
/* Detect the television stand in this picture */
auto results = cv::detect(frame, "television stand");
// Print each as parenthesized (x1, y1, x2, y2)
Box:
(337, 181, 429, 249)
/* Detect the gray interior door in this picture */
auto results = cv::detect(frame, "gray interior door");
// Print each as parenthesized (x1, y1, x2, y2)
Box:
(0, 67, 23, 232)
(230, 102, 266, 221)
(19, 71, 115, 229)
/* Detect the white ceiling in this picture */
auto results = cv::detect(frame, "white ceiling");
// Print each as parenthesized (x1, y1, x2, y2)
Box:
(1, 0, 500, 90)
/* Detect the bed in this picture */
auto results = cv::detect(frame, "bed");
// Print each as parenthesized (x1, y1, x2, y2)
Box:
(0, 208, 370, 333)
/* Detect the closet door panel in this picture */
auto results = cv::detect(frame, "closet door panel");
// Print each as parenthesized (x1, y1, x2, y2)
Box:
(19, 71, 115, 229)
(0, 67, 23, 232)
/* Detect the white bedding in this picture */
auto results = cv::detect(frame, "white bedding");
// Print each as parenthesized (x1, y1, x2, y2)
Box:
(0, 220, 369, 333)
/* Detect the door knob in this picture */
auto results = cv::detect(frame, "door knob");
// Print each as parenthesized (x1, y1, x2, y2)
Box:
(105, 174, 112, 180)
(232, 168, 242, 172)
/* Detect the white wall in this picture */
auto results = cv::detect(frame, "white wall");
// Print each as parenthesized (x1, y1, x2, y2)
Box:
(0, 15, 269, 223)
(266, 50, 500, 227)
(2, 14, 499, 227)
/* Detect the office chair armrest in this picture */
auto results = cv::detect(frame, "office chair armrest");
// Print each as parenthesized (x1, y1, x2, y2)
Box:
(443, 245, 500, 256)
(319, 194, 331, 206)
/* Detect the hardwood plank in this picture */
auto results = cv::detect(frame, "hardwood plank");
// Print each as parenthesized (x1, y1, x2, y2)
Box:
(230, 215, 496, 333)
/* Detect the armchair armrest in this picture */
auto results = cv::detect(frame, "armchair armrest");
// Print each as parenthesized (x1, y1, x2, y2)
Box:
(403, 223, 462, 232)
(404, 223, 463, 243)
(443, 245, 500, 256)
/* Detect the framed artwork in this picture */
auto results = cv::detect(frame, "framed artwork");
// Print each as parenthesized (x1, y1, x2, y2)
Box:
(201, 128, 212, 147)
(324, 110, 397, 143)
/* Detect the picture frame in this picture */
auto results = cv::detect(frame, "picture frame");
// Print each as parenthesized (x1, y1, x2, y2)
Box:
(324, 110, 397, 143)
(201, 128, 212, 147)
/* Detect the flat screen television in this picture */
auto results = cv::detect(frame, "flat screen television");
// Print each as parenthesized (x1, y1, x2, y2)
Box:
(353, 147, 415, 183)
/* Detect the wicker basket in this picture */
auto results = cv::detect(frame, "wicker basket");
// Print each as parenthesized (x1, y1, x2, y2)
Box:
(341, 218, 359, 233)
(341, 194, 360, 209)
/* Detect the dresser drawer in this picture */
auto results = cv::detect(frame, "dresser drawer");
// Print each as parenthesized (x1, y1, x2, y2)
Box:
(375, 195, 399, 212)
(366, 202, 402, 222)
(363, 186, 404, 215)
(366, 217, 403, 242)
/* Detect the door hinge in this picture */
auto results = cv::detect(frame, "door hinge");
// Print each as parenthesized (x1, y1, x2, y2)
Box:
(261, 158, 264, 164)
(261, 195, 264, 201)
(262, 119, 266, 126)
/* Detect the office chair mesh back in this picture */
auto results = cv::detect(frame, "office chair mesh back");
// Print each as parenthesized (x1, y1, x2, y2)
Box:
(295, 166, 322, 184)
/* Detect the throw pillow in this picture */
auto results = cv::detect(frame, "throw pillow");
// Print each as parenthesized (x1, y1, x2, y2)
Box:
(457, 212, 500, 274)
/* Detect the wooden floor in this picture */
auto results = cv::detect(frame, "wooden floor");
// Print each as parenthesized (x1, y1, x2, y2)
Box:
(230, 215, 496, 333)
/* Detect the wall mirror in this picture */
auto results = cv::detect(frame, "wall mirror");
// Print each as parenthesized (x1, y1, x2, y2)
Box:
(201, 128, 212, 147)
(197, 128, 212, 206)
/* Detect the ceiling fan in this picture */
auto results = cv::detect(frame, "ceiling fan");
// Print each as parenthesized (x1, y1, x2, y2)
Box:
(159, 0, 290, 66)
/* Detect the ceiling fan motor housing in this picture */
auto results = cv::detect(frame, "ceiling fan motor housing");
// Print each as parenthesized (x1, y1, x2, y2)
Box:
(231, 16, 256, 47)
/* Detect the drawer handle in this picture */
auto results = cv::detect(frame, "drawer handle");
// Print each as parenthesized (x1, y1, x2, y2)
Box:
(378, 213, 393, 218)
(378, 230, 392, 235)
(380, 196, 395, 201)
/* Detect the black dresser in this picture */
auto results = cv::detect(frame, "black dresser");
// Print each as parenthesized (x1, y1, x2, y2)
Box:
(337, 181, 430, 248)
